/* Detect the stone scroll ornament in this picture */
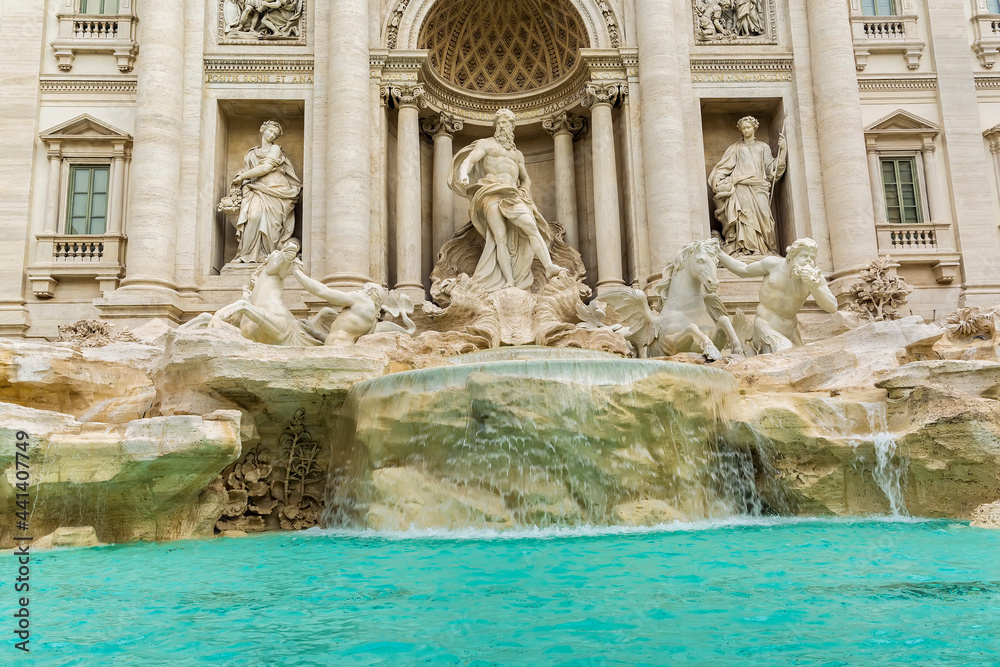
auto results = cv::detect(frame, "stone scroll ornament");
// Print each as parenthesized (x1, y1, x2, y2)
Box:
(223, 0, 303, 39)
(694, 0, 766, 41)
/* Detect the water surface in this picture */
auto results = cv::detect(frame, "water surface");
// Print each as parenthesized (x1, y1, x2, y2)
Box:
(9, 518, 1000, 665)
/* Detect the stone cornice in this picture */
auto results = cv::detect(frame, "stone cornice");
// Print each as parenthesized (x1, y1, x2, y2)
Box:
(689, 56, 793, 73)
(857, 74, 937, 92)
(975, 74, 1000, 89)
(39, 76, 137, 94)
(689, 55, 793, 83)
(204, 56, 314, 73)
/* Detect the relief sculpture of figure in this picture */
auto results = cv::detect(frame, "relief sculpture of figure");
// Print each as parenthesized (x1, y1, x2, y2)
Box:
(735, 0, 763, 36)
(228, 120, 302, 264)
(448, 108, 567, 292)
(224, 0, 302, 38)
(709, 115, 786, 256)
(717, 238, 838, 354)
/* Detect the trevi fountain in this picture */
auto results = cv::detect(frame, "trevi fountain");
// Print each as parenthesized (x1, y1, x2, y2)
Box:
(2, 0, 1000, 663)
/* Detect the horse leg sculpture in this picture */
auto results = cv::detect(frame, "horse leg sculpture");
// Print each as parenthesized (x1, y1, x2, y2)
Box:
(685, 322, 722, 360)
(715, 315, 745, 356)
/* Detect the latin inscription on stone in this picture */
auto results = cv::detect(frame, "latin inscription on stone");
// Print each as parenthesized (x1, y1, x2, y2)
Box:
(205, 73, 314, 84)
(691, 72, 791, 83)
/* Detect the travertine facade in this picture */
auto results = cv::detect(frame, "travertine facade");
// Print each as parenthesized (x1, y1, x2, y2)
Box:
(3, 0, 1000, 338)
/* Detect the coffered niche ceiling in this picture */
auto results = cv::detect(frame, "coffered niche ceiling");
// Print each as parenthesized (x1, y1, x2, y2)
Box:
(417, 0, 591, 95)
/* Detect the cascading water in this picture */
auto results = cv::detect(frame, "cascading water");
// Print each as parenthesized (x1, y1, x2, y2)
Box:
(323, 347, 786, 530)
(811, 398, 909, 516)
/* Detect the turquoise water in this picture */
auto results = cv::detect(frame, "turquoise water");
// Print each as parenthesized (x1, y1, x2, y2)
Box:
(7, 518, 1000, 665)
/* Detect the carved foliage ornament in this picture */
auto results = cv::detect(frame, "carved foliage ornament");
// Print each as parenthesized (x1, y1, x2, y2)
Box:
(582, 82, 626, 107)
(382, 83, 426, 108)
(421, 113, 465, 139)
(542, 111, 586, 137)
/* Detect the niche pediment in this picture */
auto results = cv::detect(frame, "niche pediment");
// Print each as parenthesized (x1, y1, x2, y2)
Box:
(40, 114, 131, 143)
(865, 109, 940, 136)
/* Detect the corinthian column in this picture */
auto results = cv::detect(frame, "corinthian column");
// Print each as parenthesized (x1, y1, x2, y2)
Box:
(325, 0, 373, 287)
(585, 83, 625, 293)
(634, 0, 691, 272)
(542, 111, 585, 250)
(422, 113, 463, 262)
(118, 2, 185, 293)
(389, 84, 426, 303)
(806, 1, 879, 279)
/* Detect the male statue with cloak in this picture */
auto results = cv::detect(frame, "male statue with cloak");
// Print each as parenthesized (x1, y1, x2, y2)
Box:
(447, 108, 566, 292)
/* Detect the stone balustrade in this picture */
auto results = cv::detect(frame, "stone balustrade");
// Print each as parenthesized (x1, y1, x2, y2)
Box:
(973, 14, 1000, 68)
(51, 11, 138, 72)
(28, 233, 126, 298)
(850, 14, 924, 70)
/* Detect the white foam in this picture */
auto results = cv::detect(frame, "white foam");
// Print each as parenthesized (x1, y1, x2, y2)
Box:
(296, 515, 939, 542)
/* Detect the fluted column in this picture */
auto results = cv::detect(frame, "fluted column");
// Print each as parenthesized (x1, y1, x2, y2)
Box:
(866, 139, 887, 225)
(585, 84, 625, 293)
(43, 148, 61, 234)
(118, 1, 184, 292)
(806, 1, 879, 278)
(920, 138, 941, 223)
(542, 111, 585, 250)
(634, 0, 691, 272)
(108, 147, 127, 235)
(390, 84, 426, 303)
(325, 0, 373, 287)
(422, 113, 463, 263)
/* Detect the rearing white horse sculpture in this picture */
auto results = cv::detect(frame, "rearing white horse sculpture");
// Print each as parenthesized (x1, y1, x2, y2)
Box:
(601, 239, 744, 359)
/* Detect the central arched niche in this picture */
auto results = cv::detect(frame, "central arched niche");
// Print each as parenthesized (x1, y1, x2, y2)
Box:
(417, 0, 590, 96)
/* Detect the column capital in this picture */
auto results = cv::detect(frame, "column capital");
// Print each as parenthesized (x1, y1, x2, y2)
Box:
(421, 112, 463, 140)
(582, 82, 626, 109)
(865, 136, 879, 154)
(382, 83, 426, 109)
(542, 111, 586, 138)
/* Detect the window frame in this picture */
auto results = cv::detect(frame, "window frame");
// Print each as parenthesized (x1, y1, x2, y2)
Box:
(861, 0, 898, 16)
(65, 164, 111, 236)
(879, 155, 924, 225)
(79, 0, 120, 14)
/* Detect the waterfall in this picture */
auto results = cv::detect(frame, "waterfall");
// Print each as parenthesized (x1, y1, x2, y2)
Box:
(812, 398, 909, 516)
(323, 348, 782, 530)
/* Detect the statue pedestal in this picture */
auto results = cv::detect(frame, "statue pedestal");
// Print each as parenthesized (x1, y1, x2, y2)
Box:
(220, 262, 260, 277)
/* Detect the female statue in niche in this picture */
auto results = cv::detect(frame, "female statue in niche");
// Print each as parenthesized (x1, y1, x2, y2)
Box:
(709, 115, 786, 256)
(228, 120, 302, 264)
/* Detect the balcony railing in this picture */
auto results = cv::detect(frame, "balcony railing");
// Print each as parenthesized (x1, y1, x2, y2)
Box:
(851, 15, 924, 70)
(54, 238, 106, 262)
(874, 223, 959, 284)
(51, 12, 138, 72)
(973, 15, 1000, 69)
(28, 233, 126, 298)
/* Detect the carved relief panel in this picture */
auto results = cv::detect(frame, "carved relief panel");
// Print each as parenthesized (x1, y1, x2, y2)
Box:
(218, 0, 307, 45)
(692, 0, 777, 45)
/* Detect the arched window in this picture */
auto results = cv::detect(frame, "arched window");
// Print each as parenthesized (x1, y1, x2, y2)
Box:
(861, 0, 897, 15)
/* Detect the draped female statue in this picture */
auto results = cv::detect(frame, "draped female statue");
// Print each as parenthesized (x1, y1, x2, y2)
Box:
(709, 115, 786, 256)
(227, 120, 302, 264)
